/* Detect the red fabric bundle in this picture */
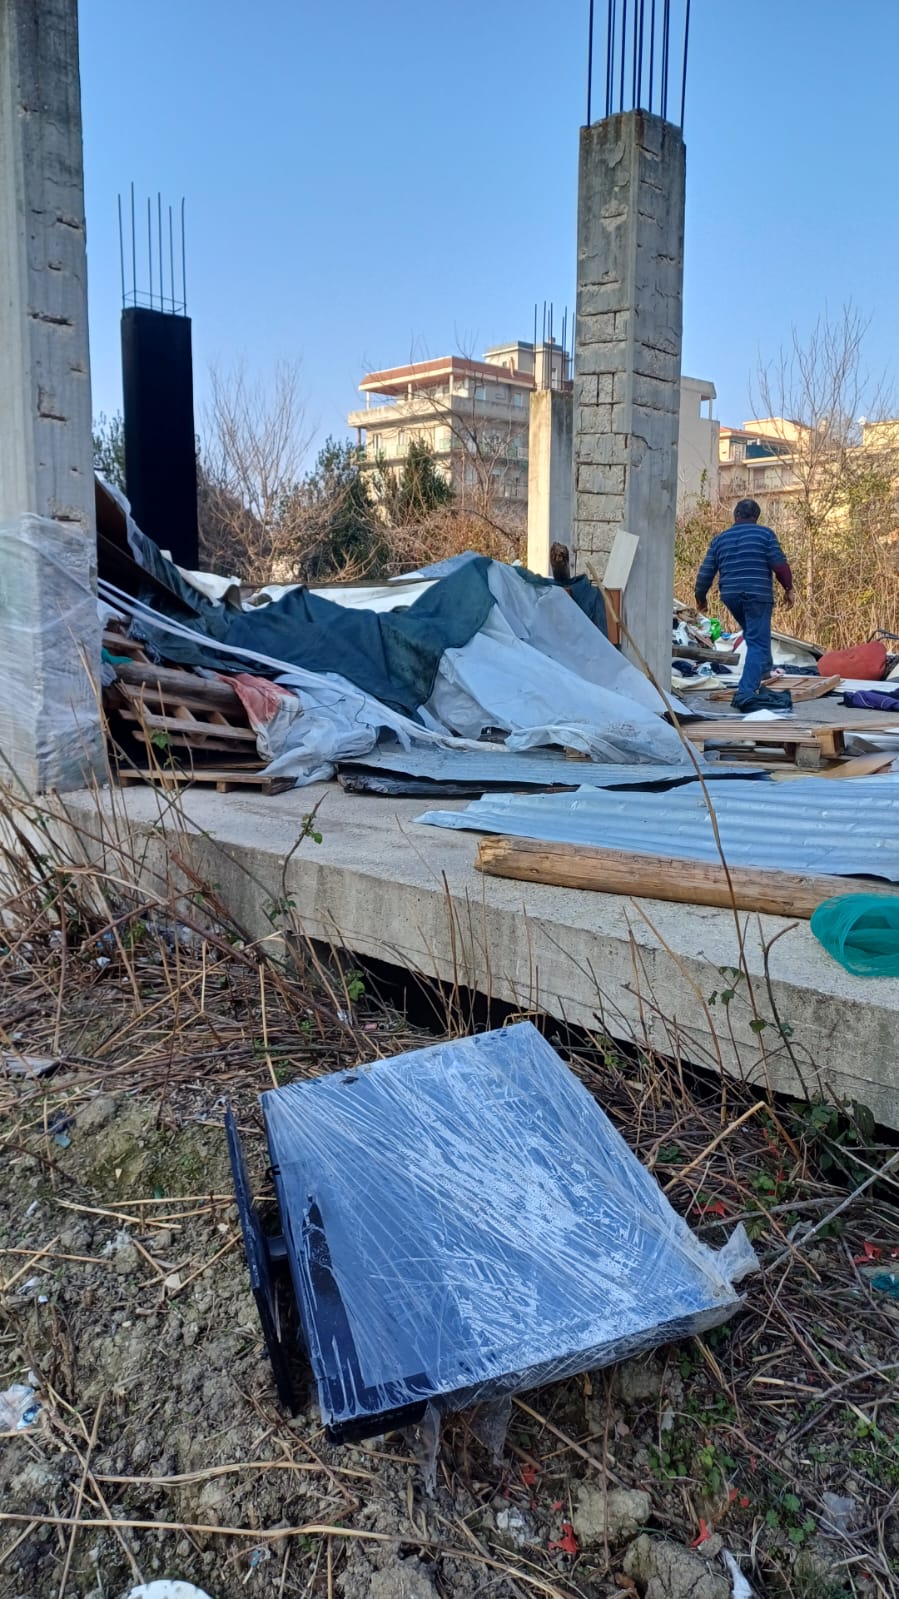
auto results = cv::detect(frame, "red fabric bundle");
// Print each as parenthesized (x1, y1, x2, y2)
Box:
(817, 639, 888, 681)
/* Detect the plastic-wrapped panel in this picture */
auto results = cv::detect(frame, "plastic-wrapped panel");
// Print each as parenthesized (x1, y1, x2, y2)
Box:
(261, 1024, 754, 1442)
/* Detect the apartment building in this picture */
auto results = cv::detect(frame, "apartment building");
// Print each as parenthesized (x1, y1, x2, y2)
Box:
(349, 346, 720, 514)
(348, 341, 569, 505)
(717, 419, 807, 518)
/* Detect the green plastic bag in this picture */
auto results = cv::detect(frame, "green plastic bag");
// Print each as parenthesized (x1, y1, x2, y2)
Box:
(810, 894, 899, 977)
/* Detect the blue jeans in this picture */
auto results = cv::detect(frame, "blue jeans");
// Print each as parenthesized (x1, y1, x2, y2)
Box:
(724, 595, 773, 698)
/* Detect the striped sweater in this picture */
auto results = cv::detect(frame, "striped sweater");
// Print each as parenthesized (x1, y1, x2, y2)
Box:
(695, 522, 793, 604)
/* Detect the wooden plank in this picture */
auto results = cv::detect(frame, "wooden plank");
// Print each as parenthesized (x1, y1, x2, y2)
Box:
(130, 729, 263, 760)
(117, 708, 257, 743)
(601, 529, 640, 592)
(118, 682, 240, 718)
(117, 768, 291, 795)
(475, 836, 898, 919)
(102, 630, 150, 662)
(112, 660, 240, 709)
(673, 644, 741, 665)
(816, 752, 895, 778)
(771, 753, 895, 781)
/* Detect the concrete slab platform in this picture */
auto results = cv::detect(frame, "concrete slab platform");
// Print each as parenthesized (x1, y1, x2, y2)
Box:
(61, 780, 899, 1128)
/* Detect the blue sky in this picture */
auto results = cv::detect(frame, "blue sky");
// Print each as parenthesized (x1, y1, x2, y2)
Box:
(79, 0, 899, 459)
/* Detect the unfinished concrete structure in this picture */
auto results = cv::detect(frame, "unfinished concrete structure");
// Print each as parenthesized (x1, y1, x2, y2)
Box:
(526, 388, 573, 576)
(61, 781, 899, 1133)
(0, 0, 103, 793)
(573, 110, 685, 684)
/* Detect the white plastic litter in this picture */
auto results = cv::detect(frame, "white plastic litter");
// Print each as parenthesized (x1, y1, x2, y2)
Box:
(124, 1585, 213, 1599)
(723, 1550, 753, 1598)
(1, 1053, 58, 1078)
(0, 1383, 40, 1431)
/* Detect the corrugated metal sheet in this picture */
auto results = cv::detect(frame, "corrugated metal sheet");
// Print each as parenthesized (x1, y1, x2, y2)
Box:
(344, 746, 769, 791)
(418, 778, 899, 880)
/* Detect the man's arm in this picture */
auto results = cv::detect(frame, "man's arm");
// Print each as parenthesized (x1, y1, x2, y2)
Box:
(694, 540, 718, 608)
(767, 531, 795, 606)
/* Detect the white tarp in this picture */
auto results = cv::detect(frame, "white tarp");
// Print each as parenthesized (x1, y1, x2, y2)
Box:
(100, 558, 696, 787)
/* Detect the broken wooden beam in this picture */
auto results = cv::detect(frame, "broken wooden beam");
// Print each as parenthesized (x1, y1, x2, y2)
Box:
(673, 644, 740, 665)
(474, 836, 898, 919)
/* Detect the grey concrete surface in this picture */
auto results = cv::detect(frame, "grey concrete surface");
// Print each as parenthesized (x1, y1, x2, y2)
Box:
(61, 779, 899, 1129)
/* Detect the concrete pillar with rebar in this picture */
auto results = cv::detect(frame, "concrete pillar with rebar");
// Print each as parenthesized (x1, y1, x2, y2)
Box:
(527, 389, 573, 576)
(572, 110, 685, 686)
(0, 0, 104, 793)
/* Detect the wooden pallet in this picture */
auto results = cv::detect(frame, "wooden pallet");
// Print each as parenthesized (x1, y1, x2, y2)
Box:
(686, 716, 897, 770)
(117, 767, 293, 795)
(708, 674, 841, 704)
(104, 649, 263, 767)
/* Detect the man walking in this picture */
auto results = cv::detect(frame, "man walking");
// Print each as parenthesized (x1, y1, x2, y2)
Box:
(695, 498, 795, 711)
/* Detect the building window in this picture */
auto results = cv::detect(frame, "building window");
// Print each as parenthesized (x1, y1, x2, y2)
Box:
(397, 430, 406, 449)
(729, 441, 744, 462)
(474, 385, 487, 401)
(512, 391, 525, 407)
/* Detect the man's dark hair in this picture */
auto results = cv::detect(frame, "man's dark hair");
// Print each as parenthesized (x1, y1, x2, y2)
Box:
(734, 498, 761, 523)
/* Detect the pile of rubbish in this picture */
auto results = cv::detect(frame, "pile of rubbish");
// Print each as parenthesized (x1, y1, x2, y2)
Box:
(94, 481, 696, 793)
(673, 600, 899, 701)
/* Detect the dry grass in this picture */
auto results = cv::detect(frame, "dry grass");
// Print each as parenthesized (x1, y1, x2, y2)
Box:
(1, 779, 898, 1598)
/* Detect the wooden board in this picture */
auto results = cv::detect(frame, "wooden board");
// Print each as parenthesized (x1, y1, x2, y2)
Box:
(475, 835, 898, 919)
(117, 708, 257, 743)
(673, 644, 740, 665)
(601, 529, 640, 592)
(102, 629, 150, 661)
(130, 728, 264, 761)
(112, 659, 241, 711)
(118, 683, 241, 719)
(117, 768, 292, 795)
(770, 752, 895, 782)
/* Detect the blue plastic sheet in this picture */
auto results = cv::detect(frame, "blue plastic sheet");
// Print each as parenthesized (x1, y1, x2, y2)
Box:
(261, 1024, 756, 1441)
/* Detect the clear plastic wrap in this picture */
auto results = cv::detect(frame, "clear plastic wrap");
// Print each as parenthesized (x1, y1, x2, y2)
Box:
(261, 1023, 755, 1442)
(0, 515, 104, 792)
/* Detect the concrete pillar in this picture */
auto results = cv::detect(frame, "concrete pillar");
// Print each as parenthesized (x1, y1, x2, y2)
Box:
(0, 0, 104, 793)
(573, 111, 685, 686)
(527, 389, 573, 576)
